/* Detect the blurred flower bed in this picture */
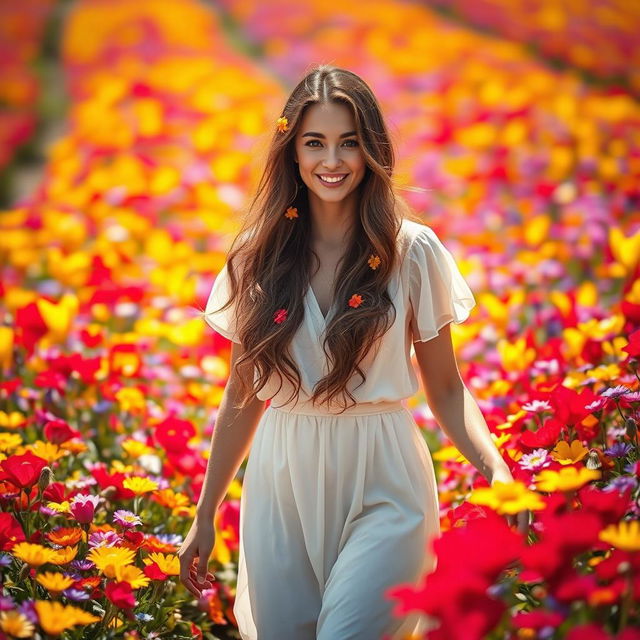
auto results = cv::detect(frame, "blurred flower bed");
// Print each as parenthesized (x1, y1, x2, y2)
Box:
(0, 0, 56, 189)
(428, 0, 640, 97)
(217, 0, 640, 637)
(0, 0, 284, 637)
(0, 0, 639, 638)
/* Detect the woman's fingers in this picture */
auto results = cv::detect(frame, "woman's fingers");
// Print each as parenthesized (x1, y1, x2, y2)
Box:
(179, 548, 203, 598)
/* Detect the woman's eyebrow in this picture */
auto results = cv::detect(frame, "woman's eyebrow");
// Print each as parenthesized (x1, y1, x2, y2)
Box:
(301, 130, 357, 138)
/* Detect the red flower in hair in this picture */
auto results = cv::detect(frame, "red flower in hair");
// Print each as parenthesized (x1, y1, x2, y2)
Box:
(273, 309, 288, 324)
(348, 294, 363, 309)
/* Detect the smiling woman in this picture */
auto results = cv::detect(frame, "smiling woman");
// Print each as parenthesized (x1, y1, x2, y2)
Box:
(181, 64, 509, 640)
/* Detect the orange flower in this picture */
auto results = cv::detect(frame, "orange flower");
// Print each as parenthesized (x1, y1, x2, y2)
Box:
(276, 116, 288, 132)
(273, 309, 288, 324)
(368, 254, 381, 269)
(348, 294, 363, 309)
(46, 527, 84, 547)
(284, 206, 298, 220)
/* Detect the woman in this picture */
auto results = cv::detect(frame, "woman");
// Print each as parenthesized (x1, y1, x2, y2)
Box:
(179, 64, 529, 640)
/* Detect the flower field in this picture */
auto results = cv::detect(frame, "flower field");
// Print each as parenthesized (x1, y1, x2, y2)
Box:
(0, 0, 639, 639)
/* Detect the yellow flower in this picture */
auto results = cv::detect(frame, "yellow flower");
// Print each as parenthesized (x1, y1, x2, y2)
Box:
(0, 611, 35, 638)
(47, 500, 71, 514)
(0, 432, 22, 452)
(535, 466, 601, 492)
(36, 571, 75, 593)
(0, 410, 27, 430)
(114, 564, 151, 588)
(154, 488, 191, 510)
(276, 116, 288, 132)
(368, 254, 381, 270)
(121, 439, 154, 458)
(599, 520, 640, 552)
(550, 439, 589, 465)
(22, 440, 67, 463)
(88, 546, 135, 577)
(12, 542, 55, 567)
(49, 545, 79, 565)
(468, 480, 545, 514)
(122, 476, 158, 495)
(284, 206, 298, 220)
(143, 552, 180, 576)
(34, 601, 100, 634)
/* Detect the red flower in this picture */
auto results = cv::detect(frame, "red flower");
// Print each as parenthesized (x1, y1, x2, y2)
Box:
(511, 610, 564, 630)
(0, 512, 25, 550)
(520, 417, 562, 449)
(106, 580, 136, 609)
(348, 294, 363, 308)
(273, 309, 288, 324)
(43, 419, 80, 444)
(154, 417, 196, 452)
(0, 451, 48, 489)
(143, 563, 167, 581)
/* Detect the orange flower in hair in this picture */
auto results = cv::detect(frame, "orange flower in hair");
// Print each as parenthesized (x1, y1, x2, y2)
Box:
(348, 294, 363, 309)
(276, 116, 289, 133)
(273, 309, 288, 324)
(368, 254, 381, 270)
(284, 206, 298, 220)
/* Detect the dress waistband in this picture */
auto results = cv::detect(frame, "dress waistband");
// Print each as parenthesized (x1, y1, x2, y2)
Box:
(267, 399, 406, 417)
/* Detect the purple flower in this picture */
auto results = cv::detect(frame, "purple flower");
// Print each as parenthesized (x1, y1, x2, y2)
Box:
(18, 600, 37, 623)
(0, 595, 16, 610)
(113, 509, 142, 529)
(69, 494, 101, 524)
(601, 385, 634, 400)
(604, 442, 632, 458)
(63, 588, 91, 602)
(0, 554, 12, 568)
(604, 476, 638, 492)
(69, 559, 94, 571)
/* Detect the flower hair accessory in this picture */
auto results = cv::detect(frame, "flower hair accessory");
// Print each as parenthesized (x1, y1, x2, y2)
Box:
(276, 116, 289, 133)
(274, 308, 288, 324)
(284, 206, 298, 220)
(348, 294, 363, 309)
(368, 254, 381, 270)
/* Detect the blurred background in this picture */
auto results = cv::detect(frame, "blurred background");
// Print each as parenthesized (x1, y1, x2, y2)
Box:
(1, 1, 639, 638)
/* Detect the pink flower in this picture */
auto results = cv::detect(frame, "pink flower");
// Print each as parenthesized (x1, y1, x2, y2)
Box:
(69, 494, 101, 524)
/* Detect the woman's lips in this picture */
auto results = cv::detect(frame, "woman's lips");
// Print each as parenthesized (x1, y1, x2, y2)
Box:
(316, 174, 348, 188)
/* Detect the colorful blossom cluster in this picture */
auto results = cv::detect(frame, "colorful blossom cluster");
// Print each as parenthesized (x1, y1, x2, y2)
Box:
(1, 0, 639, 638)
(0, 0, 284, 637)
(0, 0, 55, 179)
(428, 0, 640, 96)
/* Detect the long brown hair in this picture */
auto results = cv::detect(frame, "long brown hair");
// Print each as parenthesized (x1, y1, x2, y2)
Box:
(204, 64, 419, 412)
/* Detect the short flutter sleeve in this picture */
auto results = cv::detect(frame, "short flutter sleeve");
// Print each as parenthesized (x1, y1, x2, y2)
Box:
(408, 226, 476, 343)
(203, 262, 241, 344)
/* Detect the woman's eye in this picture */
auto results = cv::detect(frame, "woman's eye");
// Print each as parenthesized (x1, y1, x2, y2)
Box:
(304, 139, 359, 147)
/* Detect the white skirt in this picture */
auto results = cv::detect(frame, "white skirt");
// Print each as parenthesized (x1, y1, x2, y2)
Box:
(232, 399, 441, 640)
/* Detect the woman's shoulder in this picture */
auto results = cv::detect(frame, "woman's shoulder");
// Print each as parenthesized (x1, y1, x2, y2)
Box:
(398, 217, 434, 260)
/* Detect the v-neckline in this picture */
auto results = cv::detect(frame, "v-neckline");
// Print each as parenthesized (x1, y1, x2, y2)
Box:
(306, 283, 335, 327)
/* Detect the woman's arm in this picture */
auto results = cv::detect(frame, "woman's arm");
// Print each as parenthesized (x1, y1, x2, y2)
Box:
(195, 340, 266, 521)
(413, 322, 510, 483)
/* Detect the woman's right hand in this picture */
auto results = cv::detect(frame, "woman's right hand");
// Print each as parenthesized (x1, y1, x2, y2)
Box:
(178, 515, 217, 599)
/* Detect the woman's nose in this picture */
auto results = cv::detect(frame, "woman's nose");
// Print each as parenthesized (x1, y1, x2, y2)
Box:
(322, 147, 342, 168)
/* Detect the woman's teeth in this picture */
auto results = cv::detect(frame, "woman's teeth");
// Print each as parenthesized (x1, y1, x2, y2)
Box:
(318, 175, 347, 183)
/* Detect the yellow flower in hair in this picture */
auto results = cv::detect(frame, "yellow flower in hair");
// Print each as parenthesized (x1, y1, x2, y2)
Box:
(368, 254, 381, 270)
(284, 206, 298, 220)
(276, 116, 289, 132)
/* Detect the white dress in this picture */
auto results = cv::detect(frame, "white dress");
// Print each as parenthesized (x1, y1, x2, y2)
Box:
(203, 218, 476, 640)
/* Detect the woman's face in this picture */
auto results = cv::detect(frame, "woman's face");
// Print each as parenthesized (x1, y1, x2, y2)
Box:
(293, 101, 366, 204)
